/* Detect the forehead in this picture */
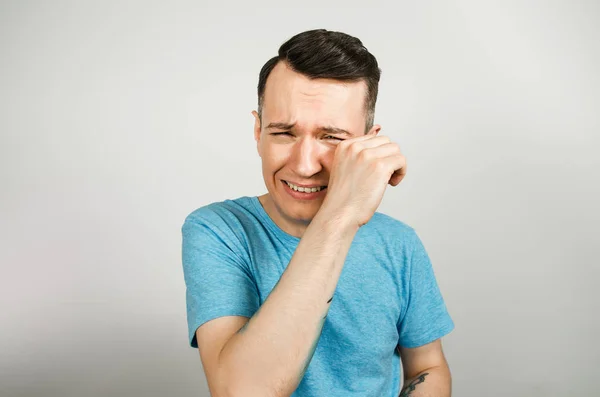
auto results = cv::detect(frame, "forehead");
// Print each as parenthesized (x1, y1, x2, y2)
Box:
(262, 62, 367, 133)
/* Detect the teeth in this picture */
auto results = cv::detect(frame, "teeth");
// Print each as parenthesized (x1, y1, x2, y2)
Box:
(285, 181, 324, 193)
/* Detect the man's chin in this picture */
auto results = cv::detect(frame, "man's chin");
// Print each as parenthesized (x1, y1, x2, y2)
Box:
(286, 211, 317, 224)
(281, 205, 321, 224)
(266, 191, 324, 223)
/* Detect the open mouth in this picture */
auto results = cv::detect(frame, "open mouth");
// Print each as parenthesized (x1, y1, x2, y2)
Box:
(283, 180, 328, 193)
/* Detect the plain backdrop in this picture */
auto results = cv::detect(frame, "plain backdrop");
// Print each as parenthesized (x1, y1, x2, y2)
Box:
(1, 1, 598, 396)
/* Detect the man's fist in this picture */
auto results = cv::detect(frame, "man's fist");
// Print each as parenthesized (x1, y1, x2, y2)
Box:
(320, 130, 406, 227)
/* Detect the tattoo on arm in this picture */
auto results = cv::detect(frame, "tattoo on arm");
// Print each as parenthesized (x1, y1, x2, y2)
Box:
(399, 372, 429, 397)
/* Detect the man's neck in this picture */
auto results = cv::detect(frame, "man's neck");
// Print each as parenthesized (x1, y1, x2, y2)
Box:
(258, 194, 309, 238)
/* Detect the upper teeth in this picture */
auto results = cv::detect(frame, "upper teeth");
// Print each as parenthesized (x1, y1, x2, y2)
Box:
(286, 181, 324, 193)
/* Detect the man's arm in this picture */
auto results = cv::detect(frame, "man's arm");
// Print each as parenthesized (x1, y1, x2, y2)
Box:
(399, 339, 451, 397)
(213, 208, 358, 397)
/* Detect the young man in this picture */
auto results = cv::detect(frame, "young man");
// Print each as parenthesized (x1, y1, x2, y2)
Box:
(182, 29, 454, 397)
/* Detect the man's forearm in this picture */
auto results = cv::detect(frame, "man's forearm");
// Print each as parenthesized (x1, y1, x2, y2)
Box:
(399, 365, 451, 397)
(219, 208, 358, 397)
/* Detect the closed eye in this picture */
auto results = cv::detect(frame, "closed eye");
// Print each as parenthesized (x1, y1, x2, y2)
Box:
(324, 135, 343, 141)
(270, 132, 343, 141)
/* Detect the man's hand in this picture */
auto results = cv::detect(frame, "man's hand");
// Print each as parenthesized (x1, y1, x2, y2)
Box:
(320, 128, 406, 227)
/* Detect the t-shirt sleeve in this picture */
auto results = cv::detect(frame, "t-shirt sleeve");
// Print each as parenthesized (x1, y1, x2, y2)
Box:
(397, 231, 454, 348)
(181, 212, 260, 348)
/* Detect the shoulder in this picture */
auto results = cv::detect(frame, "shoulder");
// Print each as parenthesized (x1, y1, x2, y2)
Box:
(183, 196, 255, 230)
(361, 211, 419, 244)
(182, 197, 257, 261)
(181, 196, 260, 250)
(350, 212, 424, 264)
(370, 211, 415, 233)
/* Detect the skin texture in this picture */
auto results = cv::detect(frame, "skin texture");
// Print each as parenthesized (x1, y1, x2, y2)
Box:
(253, 61, 380, 237)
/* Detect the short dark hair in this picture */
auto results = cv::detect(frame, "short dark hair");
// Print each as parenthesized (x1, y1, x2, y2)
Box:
(257, 29, 381, 132)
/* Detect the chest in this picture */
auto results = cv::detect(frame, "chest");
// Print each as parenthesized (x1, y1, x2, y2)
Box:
(248, 241, 404, 364)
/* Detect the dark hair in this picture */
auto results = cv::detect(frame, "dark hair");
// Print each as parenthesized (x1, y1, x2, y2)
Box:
(257, 29, 381, 132)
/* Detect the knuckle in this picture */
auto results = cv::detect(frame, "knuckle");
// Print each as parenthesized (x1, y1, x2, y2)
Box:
(350, 144, 363, 157)
(373, 160, 386, 173)
(335, 140, 346, 151)
(335, 141, 351, 156)
(357, 149, 371, 162)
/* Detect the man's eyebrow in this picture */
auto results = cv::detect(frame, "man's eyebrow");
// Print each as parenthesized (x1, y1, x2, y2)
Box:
(265, 122, 296, 130)
(265, 122, 353, 136)
(318, 126, 353, 136)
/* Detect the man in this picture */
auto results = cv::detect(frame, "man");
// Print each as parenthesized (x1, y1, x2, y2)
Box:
(182, 29, 454, 397)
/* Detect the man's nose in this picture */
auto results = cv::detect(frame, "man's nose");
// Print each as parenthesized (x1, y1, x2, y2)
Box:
(289, 137, 323, 177)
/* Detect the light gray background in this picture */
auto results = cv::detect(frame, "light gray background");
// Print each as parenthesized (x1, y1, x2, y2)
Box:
(1, 1, 598, 396)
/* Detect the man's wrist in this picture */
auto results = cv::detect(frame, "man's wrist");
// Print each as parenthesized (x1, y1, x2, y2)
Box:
(311, 203, 360, 236)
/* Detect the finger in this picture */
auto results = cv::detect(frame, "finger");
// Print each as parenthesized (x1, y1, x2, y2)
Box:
(360, 142, 400, 159)
(354, 135, 392, 150)
(389, 167, 406, 186)
(380, 155, 406, 186)
(343, 133, 378, 145)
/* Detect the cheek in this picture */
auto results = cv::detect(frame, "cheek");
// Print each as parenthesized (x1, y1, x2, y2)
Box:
(313, 144, 336, 171)
(261, 144, 289, 169)
(321, 145, 336, 164)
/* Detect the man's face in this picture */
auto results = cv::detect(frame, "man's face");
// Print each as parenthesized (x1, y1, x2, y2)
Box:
(253, 61, 379, 234)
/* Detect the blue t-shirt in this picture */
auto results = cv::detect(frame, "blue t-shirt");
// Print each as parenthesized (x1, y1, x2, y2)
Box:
(181, 196, 454, 397)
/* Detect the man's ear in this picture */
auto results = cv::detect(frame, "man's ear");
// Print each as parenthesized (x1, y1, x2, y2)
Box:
(252, 110, 262, 157)
(367, 124, 382, 136)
